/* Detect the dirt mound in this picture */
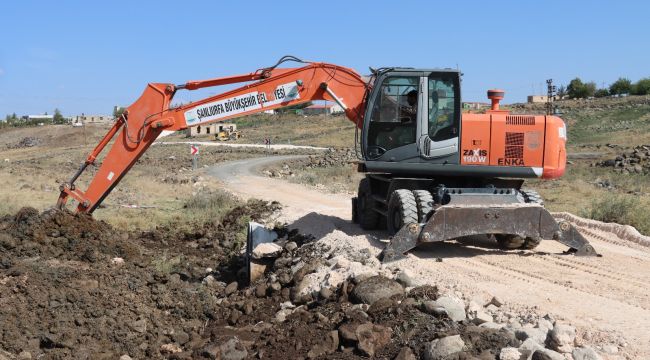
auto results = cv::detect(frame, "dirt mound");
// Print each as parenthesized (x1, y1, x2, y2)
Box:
(1, 203, 516, 359)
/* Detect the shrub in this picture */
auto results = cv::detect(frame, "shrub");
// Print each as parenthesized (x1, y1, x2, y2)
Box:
(594, 88, 609, 98)
(609, 77, 632, 95)
(581, 194, 649, 235)
(631, 78, 650, 95)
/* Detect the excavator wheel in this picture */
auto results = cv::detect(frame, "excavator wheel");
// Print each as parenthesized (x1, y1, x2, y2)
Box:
(387, 189, 418, 235)
(495, 234, 525, 249)
(412, 190, 434, 222)
(522, 237, 542, 250)
(357, 178, 379, 230)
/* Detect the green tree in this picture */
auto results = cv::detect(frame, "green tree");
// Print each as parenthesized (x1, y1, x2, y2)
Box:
(594, 88, 609, 98)
(632, 78, 650, 95)
(567, 78, 586, 98)
(584, 82, 597, 98)
(609, 77, 632, 95)
(53, 108, 65, 124)
(556, 85, 567, 99)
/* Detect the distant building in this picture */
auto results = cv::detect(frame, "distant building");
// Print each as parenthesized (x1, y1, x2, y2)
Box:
(186, 123, 236, 137)
(303, 102, 343, 115)
(26, 114, 54, 122)
(527, 95, 549, 104)
(70, 114, 113, 124)
(462, 102, 490, 110)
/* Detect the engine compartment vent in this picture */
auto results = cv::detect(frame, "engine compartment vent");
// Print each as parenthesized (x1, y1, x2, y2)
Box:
(506, 115, 536, 126)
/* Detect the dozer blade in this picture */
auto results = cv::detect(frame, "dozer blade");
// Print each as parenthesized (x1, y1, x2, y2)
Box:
(380, 204, 598, 262)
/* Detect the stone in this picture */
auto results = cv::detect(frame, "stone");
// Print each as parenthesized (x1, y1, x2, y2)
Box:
(422, 301, 448, 317)
(548, 324, 576, 353)
(252, 242, 283, 259)
(284, 241, 298, 252)
(350, 276, 404, 305)
(519, 338, 543, 354)
(307, 331, 338, 359)
(423, 335, 465, 360)
(489, 296, 505, 307)
(18, 352, 33, 360)
(160, 343, 183, 354)
(225, 281, 238, 295)
(429, 296, 466, 322)
(478, 322, 504, 330)
(531, 348, 564, 360)
(537, 318, 554, 334)
(355, 323, 392, 357)
(396, 269, 416, 287)
(173, 330, 190, 345)
(130, 319, 147, 333)
(255, 283, 267, 297)
(339, 322, 361, 342)
(220, 338, 248, 360)
(572, 346, 602, 360)
(395, 347, 417, 360)
(515, 327, 548, 345)
(319, 287, 333, 299)
(499, 347, 523, 360)
(275, 309, 293, 323)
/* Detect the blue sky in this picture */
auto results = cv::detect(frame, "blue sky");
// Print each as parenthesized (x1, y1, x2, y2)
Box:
(1, 0, 648, 116)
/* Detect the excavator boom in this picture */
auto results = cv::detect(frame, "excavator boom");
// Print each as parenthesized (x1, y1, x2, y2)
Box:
(57, 58, 369, 213)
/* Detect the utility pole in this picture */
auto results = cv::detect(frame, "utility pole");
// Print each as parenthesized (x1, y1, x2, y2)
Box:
(546, 79, 556, 116)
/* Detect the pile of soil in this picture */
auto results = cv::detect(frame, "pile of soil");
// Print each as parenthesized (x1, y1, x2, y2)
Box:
(264, 148, 356, 178)
(595, 144, 650, 174)
(0, 203, 515, 359)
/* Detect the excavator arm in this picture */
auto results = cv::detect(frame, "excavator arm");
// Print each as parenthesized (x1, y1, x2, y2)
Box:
(57, 57, 369, 213)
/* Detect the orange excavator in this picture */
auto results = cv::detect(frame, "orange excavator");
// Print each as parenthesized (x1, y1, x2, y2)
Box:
(57, 56, 597, 260)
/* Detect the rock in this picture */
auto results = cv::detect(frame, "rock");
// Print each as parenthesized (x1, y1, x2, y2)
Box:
(467, 301, 493, 325)
(284, 241, 298, 252)
(350, 276, 404, 305)
(423, 335, 465, 360)
(536, 318, 554, 334)
(111, 257, 125, 265)
(515, 327, 548, 345)
(531, 348, 564, 360)
(160, 343, 183, 354)
(489, 296, 505, 307)
(275, 309, 293, 323)
(396, 269, 416, 287)
(119, 356, 132, 360)
(395, 347, 417, 360)
(319, 287, 333, 300)
(202, 345, 220, 359)
(18, 352, 32, 360)
(252, 242, 283, 259)
(548, 324, 576, 353)
(255, 283, 267, 297)
(478, 322, 504, 330)
(572, 346, 602, 360)
(307, 331, 338, 359)
(130, 319, 147, 333)
(500, 347, 523, 360)
(220, 338, 248, 360)
(429, 296, 466, 322)
(225, 281, 238, 295)
(422, 301, 448, 317)
(355, 323, 392, 357)
(173, 330, 190, 345)
(519, 338, 543, 354)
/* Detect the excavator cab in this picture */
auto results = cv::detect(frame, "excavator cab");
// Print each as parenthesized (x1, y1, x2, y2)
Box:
(362, 69, 461, 167)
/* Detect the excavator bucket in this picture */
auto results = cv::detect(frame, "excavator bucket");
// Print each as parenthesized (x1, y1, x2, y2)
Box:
(380, 204, 598, 262)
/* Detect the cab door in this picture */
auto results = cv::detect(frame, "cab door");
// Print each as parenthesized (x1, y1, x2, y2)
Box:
(418, 73, 461, 163)
(363, 74, 421, 163)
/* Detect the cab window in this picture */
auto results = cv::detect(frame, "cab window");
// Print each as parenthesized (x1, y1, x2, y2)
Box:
(428, 77, 458, 142)
(367, 76, 418, 157)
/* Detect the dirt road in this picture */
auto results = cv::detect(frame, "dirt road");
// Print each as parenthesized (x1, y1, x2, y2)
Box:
(208, 156, 650, 358)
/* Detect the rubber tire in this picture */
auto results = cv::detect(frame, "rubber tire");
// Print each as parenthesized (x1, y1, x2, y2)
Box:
(387, 189, 418, 236)
(522, 237, 541, 249)
(357, 178, 379, 230)
(495, 234, 525, 249)
(412, 190, 434, 222)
